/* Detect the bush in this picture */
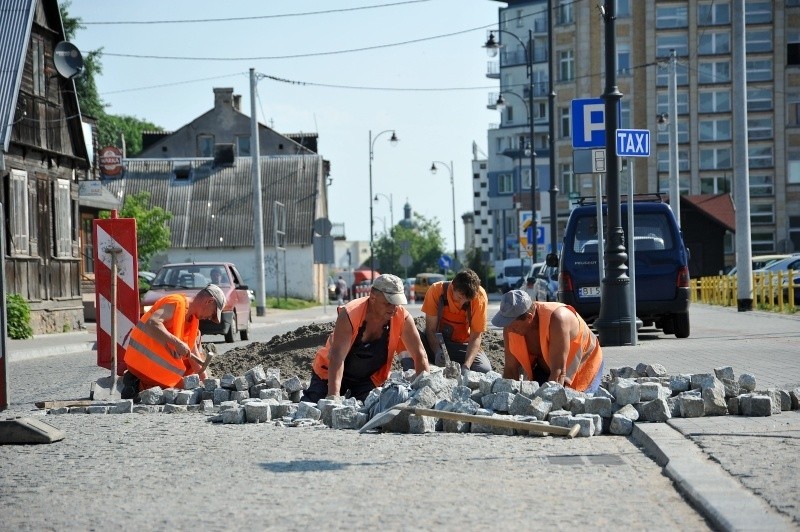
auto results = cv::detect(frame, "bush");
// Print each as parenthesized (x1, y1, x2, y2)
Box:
(6, 293, 33, 339)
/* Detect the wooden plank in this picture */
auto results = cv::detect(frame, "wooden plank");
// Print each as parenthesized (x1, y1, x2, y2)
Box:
(35, 399, 94, 409)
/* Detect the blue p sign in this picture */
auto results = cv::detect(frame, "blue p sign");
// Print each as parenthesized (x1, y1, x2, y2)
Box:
(571, 98, 606, 149)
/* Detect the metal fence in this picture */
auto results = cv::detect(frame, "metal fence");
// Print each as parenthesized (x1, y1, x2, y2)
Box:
(690, 270, 798, 312)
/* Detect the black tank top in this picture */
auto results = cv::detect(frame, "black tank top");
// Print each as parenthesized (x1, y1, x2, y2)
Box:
(342, 321, 390, 381)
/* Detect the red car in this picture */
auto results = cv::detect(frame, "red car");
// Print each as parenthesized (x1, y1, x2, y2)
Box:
(140, 262, 251, 343)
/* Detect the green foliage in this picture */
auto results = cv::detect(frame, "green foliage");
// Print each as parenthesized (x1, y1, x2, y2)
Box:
(465, 247, 495, 292)
(61, 3, 163, 156)
(100, 191, 172, 269)
(267, 297, 318, 310)
(6, 293, 33, 339)
(373, 213, 446, 276)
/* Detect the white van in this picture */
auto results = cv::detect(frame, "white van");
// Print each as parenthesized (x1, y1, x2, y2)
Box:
(494, 258, 531, 293)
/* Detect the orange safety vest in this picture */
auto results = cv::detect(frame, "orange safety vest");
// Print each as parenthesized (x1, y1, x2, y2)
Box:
(312, 297, 409, 387)
(420, 281, 488, 343)
(124, 294, 199, 389)
(507, 302, 602, 392)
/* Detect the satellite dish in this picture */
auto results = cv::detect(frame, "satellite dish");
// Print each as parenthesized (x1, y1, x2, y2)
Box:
(53, 41, 84, 79)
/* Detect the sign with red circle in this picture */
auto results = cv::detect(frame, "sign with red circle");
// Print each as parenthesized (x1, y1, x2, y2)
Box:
(99, 146, 124, 177)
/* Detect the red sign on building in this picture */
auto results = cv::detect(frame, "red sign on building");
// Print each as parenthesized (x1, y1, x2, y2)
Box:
(98, 146, 123, 177)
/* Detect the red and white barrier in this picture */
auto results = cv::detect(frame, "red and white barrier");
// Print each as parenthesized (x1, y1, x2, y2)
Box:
(355, 285, 370, 299)
(409, 284, 416, 304)
(93, 212, 139, 375)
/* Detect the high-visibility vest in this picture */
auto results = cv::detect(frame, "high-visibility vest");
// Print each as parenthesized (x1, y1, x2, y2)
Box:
(124, 294, 199, 389)
(312, 296, 408, 387)
(507, 302, 602, 392)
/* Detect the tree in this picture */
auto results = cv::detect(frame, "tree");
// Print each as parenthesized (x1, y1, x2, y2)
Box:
(465, 246, 495, 292)
(373, 213, 446, 277)
(100, 192, 172, 269)
(60, 2, 163, 156)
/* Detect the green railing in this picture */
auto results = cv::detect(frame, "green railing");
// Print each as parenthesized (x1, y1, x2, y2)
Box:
(690, 270, 797, 312)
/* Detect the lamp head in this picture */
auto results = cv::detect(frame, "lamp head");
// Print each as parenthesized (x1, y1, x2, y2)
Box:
(495, 94, 507, 112)
(483, 31, 500, 58)
(656, 113, 670, 132)
(389, 131, 399, 145)
(430, 162, 438, 175)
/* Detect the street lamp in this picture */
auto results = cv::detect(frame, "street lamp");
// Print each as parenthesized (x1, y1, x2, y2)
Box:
(369, 129, 398, 279)
(429, 161, 458, 265)
(484, 28, 538, 263)
(374, 192, 394, 274)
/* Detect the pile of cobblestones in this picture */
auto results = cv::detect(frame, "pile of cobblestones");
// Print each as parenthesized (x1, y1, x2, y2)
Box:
(47, 362, 800, 438)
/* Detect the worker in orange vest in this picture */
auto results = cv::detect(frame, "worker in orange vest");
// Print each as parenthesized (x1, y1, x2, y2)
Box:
(303, 274, 430, 402)
(491, 290, 604, 392)
(120, 284, 225, 398)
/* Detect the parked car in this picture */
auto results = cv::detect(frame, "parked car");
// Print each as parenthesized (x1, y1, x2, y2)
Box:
(140, 262, 251, 343)
(414, 273, 446, 301)
(533, 264, 559, 302)
(727, 254, 791, 276)
(138, 271, 156, 296)
(753, 254, 800, 303)
(554, 195, 691, 338)
(521, 262, 544, 301)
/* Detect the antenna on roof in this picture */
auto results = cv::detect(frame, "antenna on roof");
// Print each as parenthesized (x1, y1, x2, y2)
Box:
(53, 41, 84, 79)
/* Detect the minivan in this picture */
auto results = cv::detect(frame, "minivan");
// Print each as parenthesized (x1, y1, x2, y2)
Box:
(414, 273, 446, 301)
(553, 196, 691, 338)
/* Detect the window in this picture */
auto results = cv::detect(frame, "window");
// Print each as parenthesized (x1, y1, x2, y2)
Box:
(557, 0, 574, 24)
(657, 91, 690, 115)
(790, 152, 800, 184)
(506, 105, 515, 123)
(560, 164, 576, 195)
(617, 44, 631, 76)
(236, 135, 250, 157)
(699, 147, 732, 170)
(747, 117, 773, 140)
(197, 134, 214, 157)
(789, 31, 800, 66)
(522, 169, 532, 190)
(620, 100, 631, 129)
(789, 94, 800, 127)
(656, 120, 689, 144)
(749, 174, 773, 196)
(751, 231, 775, 253)
(559, 50, 574, 81)
(750, 203, 774, 224)
(747, 88, 772, 111)
(748, 146, 773, 168)
(746, 59, 772, 81)
(32, 37, 45, 97)
(698, 61, 731, 84)
(657, 149, 690, 172)
(698, 2, 730, 26)
(656, 5, 688, 28)
(656, 34, 689, 57)
(560, 106, 570, 138)
(516, 9, 524, 27)
(746, 30, 772, 53)
(699, 118, 731, 141)
(700, 175, 731, 194)
(54, 179, 72, 258)
(656, 62, 689, 86)
(616, 0, 631, 17)
(9, 169, 29, 255)
(698, 90, 731, 113)
(498, 174, 513, 194)
(699, 31, 730, 55)
(790, 216, 800, 252)
(745, 2, 772, 23)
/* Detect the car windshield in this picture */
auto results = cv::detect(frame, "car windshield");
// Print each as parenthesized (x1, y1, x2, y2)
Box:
(152, 265, 231, 288)
(573, 213, 674, 253)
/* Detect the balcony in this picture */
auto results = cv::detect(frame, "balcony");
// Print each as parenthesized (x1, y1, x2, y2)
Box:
(486, 61, 500, 79)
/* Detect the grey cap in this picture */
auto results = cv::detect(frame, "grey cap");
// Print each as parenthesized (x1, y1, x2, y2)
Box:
(203, 284, 226, 323)
(491, 289, 532, 328)
(372, 274, 407, 305)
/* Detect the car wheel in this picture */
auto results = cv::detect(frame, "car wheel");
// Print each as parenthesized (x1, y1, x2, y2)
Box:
(240, 312, 250, 341)
(673, 312, 690, 338)
(225, 315, 237, 343)
(660, 316, 675, 335)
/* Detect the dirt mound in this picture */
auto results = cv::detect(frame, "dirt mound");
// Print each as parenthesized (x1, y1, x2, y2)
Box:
(209, 317, 507, 380)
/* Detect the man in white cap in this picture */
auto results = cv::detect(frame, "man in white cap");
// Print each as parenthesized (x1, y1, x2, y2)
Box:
(491, 289, 604, 393)
(121, 284, 226, 398)
(303, 274, 430, 402)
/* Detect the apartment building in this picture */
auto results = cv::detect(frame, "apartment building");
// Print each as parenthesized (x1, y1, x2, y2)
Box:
(483, 0, 800, 266)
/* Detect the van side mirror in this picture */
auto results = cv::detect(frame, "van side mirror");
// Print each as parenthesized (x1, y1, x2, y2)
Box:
(545, 252, 559, 268)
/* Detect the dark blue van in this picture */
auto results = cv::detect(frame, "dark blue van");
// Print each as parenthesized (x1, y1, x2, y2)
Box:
(554, 196, 691, 338)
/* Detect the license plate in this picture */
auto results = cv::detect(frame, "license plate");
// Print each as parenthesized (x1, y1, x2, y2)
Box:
(578, 286, 601, 297)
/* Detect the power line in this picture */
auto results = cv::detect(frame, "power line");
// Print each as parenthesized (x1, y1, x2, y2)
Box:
(80, 0, 431, 25)
(103, 72, 246, 95)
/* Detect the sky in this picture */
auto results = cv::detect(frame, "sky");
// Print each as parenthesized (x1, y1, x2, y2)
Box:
(67, 0, 503, 256)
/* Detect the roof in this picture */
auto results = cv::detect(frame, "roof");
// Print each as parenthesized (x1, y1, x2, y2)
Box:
(681, 194, 735, 232)
(102, 155, 324, 249)
(0, 0, 35, 152)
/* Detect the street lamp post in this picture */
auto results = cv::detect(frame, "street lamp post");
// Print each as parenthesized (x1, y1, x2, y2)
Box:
(374, 192, 394, 274)
(369, 129, 398, 280)
(429, 161, 458, 265)
(484, 28, 538, 263)
(546, 0, 559, 259)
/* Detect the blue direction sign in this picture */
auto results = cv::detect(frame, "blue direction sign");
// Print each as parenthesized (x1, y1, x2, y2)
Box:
(571, 98, 606, 148)
(438, 254, 452, 270)
(616, 128, 651, 157)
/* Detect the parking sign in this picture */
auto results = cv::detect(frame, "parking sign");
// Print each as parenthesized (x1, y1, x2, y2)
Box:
(571, 98, 606, 149)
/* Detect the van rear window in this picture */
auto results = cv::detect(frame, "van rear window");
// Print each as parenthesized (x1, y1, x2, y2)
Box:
(572, 213, 674, 253)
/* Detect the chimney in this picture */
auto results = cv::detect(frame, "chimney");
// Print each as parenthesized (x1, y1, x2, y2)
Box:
(232, 94, 242, 111)
(213, 88, 235, 110)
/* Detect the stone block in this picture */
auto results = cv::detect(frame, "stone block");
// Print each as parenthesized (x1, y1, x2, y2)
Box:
(519, 380, 539, 398)
(615, 404, 639, 421)
(480, 393, 497, 410)
(592, 386, 614, 401)
(613, 366, 638, 379)
(722, 379, 740, 399)
(727, 396, 740, 415)
(221, 406, 246, 424)
(48, 407, 69, 415)
(230, 390, 249, 402)
(203, 378, 219, 392)
(461, 370, 482, 390)
(288, 390, 302, 403)
(412, 386, 438, 409)
(408, 414, 436, 434)
(639, 398, 671, 422)
(265, 375, 282, 389)
(317, 398, 339, 427)
(678, 394, 705, 418)
(442, 419, 470, 433)
(791, 388, 800, 410)
(163, 404, 188, 414)
(259, 388, 283, 402)
(233, 376, 249, 392)
(69, 407, 87, 414)
(614, 379, 640, 405)
(139, 387, 165, 405)
(738, 373, 756, 393)
(132, 405, 160, 414)
(450, 385, 472, 403)
(509, 393, 535, 417)
(609, 414, 634, 435)
(569, 396, 586, 415)
(702, 385, 728, 416)
(669, 374, 691, 394)
(739, 394, 772, 417)
(245, 402, 272, 423)
(109, 400, 133, 414)
(249, 383, 269, 398)
(187, 404, 203, 413)
(331, 406, 363, 430)
(162, 388, 180, 404)
(667, 397, 680, 418)
(757, 389, 782, 415)
(283, 375, 303, 394)
(86, 405, 108, 414)
(201, 391, 215, 402)
(219, 400, 239, 411)
(645, 363, 667, 377)
(220, 373, 236, 389)
(577, 413, 603, 435)
(778, 390, 791, 411)
(477, 371, 502, 395)
(295, 401, 321, 421)
(714, 366, 735, 381)
(635, 363, 649, 377)
(182, 374, 201, 390)
(584, 396, 613, 418)
(213, 388, 231, 405)
(272, 402, 297, 419)
(491, 392, 514, 413)
(468, 409, 495, 433)
(246, 365, 267, 385)
(175, 390, 193, 405)
(690, 373, 717, 390)
(530, 397, 553, 420)
(202, 399, 215, 414)
(552, 415, 593, 437)
(492, 378, 520, 394)
(535, 382, 569, 411)
(489, 415, 515, 436)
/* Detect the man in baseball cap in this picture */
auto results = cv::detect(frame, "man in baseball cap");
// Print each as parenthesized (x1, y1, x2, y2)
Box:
(492, 290, 604, 393)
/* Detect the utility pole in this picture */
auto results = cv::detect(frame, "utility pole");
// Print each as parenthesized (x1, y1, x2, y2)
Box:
(546, 0, 558, 258)
(250, 68, 266, 316)
(668, 49, 680, 227)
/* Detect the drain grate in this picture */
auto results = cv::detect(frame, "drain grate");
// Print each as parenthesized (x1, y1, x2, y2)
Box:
(545, 454, 624, 466)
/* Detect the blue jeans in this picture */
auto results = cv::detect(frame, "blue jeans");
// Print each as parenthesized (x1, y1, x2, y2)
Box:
(585, 359, 605, 394)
